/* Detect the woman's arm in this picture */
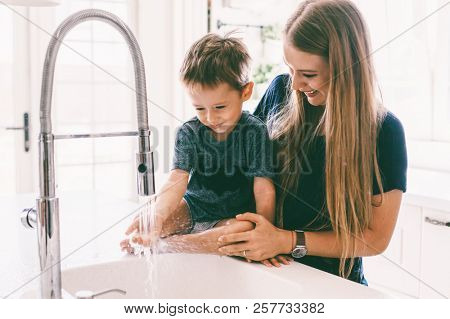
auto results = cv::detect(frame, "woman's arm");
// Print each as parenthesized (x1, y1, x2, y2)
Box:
(253, 177, 276, 224)
(305, 190, 402, 257)
(217, 189, 403, 260)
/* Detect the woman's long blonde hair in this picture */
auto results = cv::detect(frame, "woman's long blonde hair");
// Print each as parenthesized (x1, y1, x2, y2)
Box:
(270, 0, 385, 278)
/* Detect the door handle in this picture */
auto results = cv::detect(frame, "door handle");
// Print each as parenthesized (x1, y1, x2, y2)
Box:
(5, 112, 30, 152)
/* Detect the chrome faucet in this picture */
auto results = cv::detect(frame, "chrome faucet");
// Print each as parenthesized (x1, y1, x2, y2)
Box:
(20, 9, 155, 299)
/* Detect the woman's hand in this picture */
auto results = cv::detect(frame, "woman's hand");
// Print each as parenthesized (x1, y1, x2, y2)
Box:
(243, 256, 293, 267)
(217, 213, 293, 262)
(260, 255, 294, 267)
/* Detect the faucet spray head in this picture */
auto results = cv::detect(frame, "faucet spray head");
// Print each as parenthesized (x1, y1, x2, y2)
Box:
(136, 151, 155, 196)
(136, 131, 155, 196)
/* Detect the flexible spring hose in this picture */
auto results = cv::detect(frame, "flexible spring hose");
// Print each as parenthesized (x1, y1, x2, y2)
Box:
(39, 9, 149, 134)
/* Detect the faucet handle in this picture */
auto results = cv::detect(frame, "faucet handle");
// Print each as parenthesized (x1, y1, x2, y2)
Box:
(20, 207, 37, 229)
(75, 289, 127, 299)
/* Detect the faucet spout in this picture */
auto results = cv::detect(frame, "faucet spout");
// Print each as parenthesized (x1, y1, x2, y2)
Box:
(39, 9, 149, 136)
(33, 9, 155, 298)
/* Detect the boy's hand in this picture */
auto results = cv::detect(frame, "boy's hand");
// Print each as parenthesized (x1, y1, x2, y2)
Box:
(125, 214, 141, 236)
(120, 237, 134, 254)
(121, 213, 163, 254)
(130, 233, 153, 246)
(121, 215, 145, 254)
(120, 231, 157, 254)
(120, 233, 154, 255)
(124, 211, 165, 237)
(149, 213, 165, 239)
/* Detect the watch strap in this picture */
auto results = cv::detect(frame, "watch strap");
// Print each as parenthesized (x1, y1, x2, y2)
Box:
(295, 230, 306, 247)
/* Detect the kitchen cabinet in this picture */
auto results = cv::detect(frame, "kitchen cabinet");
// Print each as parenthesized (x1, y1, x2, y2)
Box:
(365, 199, 450, 299)
(364, 204, 422, 297)
(419, 208, 450, 298)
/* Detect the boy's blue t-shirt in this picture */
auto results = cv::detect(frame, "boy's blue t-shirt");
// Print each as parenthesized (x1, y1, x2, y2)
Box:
(172, 111, 274, 222)
(254, 74, 408, 285)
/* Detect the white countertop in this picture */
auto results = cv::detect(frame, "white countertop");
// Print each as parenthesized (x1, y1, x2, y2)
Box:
(405, 169, 450, 214)
(1, 191, 391, 299)
(0, 191, 140, 298)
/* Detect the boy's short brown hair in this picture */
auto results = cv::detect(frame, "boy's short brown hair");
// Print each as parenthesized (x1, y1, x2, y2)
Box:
(180, 33, 251, 91)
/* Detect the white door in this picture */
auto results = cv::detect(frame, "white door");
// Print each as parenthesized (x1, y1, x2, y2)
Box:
(0, 6, 34, 195)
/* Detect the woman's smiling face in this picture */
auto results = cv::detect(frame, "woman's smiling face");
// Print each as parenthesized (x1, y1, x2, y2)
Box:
(283, 42, 330, 107)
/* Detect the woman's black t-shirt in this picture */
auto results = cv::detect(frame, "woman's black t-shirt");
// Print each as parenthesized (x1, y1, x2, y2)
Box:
(254, 74, 408, 285)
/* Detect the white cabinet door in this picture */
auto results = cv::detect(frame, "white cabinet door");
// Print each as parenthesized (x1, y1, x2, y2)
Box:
(364, 204, 422, 297)
(419, 208, 450, 298)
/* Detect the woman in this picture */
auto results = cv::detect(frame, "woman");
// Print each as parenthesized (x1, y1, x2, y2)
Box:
(122, 0, 407, 285)
(217, 0, 407, 284)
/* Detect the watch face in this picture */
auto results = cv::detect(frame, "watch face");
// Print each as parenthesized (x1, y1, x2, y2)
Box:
(292, 246, 307, 258)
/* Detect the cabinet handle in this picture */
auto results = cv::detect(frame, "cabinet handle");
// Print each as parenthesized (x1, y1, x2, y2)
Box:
(424, 216, 450, 228)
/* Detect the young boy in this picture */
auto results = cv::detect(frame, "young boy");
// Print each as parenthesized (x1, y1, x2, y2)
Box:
(123, 33, 275, 252)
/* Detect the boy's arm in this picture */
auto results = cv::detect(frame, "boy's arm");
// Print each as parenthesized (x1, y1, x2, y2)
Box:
(155, 169, 189, 226)
(253, 177, 275, 224)
(156, 123, 195, 228)
(124, 168, 189, 238)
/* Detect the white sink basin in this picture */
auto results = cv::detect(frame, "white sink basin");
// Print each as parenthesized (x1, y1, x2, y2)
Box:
(48, 253, 390, 298)
(3, 191, 392, 299)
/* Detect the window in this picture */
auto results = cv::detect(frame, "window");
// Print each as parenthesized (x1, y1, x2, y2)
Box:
(48, 0, 137, 199)
(354, 0, 450, 194)
(211, 0, 450, 195)
(210, 0, 296, 112)
(1, 0, 208, 196)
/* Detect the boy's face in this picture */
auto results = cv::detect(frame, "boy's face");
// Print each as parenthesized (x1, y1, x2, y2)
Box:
(187, 82, 254, 140)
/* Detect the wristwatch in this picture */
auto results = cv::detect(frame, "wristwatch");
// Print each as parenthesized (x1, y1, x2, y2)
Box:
(291, 230, 307, 258)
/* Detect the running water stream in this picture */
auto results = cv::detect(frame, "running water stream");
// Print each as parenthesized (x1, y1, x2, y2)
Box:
(130, 195, 159, 298)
